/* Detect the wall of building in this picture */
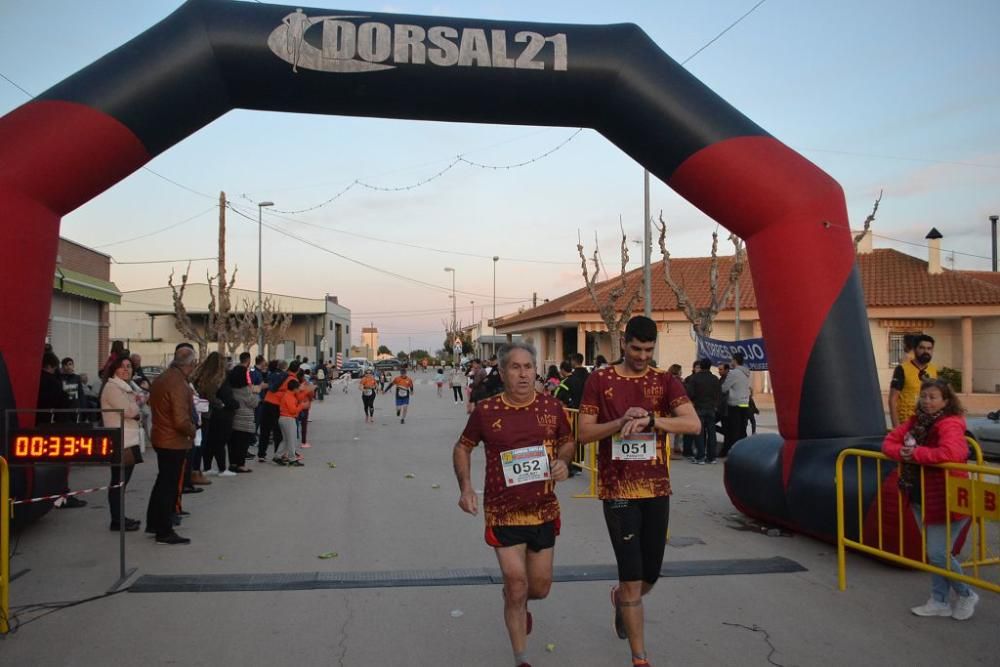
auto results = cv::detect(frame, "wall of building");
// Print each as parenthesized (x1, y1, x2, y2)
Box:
(48, 293, 101, 381)
(973, 316, 1000, 393)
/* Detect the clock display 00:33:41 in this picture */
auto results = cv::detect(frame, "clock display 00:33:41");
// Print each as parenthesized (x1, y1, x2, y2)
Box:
(13, 435, 113, 459)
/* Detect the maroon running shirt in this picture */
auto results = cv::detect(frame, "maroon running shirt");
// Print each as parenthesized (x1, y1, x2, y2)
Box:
(458, 392, 574, 527)
(580, 365, 690, 500)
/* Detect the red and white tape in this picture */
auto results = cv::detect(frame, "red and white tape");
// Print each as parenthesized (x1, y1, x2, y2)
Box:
(11, 483, 124, 505)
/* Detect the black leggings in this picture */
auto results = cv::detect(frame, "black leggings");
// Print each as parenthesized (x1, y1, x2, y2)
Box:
(452, 386, 463, 401)
(362, 393, 376, 416)
(259, 402, 282, 457)
(602, 496, 670, 585)
(228, 430, 253, 469)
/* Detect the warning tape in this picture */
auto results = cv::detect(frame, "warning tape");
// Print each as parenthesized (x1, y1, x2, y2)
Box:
(11, 483, 124, 506)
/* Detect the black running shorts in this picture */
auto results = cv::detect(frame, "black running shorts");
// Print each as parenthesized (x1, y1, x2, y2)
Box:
(602, 496, 670, 584)
(485, 518, 561, 552)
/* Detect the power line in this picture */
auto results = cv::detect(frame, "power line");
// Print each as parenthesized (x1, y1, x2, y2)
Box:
(244, 129, 583, 215)
(112, 256, 216, 265)
(226, 203, 530, 300)
(0, 71, 32, 97)
(823, 218, 994, 262)
(92, 206, 216, 248)
(801, 147, 1000, 170)
(240, 202, 575, 266)
(680, 0, 768, 65)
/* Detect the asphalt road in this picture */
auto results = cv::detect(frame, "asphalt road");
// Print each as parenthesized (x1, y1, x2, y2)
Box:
(3, 370, 997, 665)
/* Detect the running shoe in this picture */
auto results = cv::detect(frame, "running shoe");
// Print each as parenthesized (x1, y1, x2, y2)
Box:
(952, 591, 979, 621)
(287, 460, 304, 467)
(910, 597, 952, 617)
(611, 586, 627, 640)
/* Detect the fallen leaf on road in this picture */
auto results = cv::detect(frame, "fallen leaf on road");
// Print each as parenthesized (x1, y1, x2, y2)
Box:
(450, 609, 464, 618)
(404, 473, 415, 479)
(327, 462, 337, 468)
(431, 484, 440, 489)
(545, 643, 556, 653)
(318, 552, 339, 559)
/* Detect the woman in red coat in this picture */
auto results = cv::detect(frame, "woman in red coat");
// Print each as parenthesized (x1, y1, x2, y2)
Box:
(882, 379, 978, 620)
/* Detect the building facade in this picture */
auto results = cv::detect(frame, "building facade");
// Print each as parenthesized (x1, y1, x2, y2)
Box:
(495, 234, 1000, 411)
(110, 285, 350, 366)
(48, 238, 121, 381)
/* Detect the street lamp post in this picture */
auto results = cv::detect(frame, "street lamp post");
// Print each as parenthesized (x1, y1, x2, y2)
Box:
(444, 267, 457, 364)
(990, 215, 999, 272)
(492, 256, 499, 357)
(257, 201, 274, 356)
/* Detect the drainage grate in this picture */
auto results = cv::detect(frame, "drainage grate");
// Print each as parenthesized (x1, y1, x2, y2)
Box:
(129, 557, 805, 593)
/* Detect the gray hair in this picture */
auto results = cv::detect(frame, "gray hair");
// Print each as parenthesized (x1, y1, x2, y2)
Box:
(498, 342, 537, 370)
(172, 347, 197, 368)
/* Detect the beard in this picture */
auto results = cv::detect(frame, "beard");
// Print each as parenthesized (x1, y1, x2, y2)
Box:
(916, 353, 932, 364)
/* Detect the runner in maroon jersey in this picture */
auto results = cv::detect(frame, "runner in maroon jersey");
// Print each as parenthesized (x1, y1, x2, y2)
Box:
(453, 342, 575, 667)
(578, 316, 700, 667)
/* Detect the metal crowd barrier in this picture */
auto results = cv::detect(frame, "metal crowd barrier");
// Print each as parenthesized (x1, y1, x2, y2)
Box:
(563, 408, 598, 499)
(836, 446, 1000, 594)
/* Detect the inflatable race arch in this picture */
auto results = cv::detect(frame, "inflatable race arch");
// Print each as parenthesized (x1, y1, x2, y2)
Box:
(0, 0, 890, 540)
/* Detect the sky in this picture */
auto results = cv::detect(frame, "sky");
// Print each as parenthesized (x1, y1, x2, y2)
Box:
(1, 0, 998, 354)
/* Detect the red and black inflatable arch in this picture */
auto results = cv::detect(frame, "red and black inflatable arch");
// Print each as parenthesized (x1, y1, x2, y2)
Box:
(0, 0, 889, 539)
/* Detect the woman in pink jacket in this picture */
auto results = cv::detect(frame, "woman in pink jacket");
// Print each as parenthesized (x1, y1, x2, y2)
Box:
(882, 379, 978, 620)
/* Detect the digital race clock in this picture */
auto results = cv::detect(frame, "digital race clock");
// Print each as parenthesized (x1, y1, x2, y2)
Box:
(7, 426, 122, 464)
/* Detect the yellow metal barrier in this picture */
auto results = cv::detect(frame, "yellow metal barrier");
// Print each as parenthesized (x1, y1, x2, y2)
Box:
(836, 447, 1000, 594)
(1, 456, 9, 634)
(563, 408, 598, 499)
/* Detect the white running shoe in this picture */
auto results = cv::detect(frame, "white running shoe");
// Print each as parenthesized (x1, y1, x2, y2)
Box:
(952, 591, 979, 621)
(910, 598, 952, 617)
(218, 470, 237, 478)
(203, 469, 219, 477)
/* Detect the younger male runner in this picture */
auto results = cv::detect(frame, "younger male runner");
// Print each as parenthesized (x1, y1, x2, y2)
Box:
(453, 343, 575, 667)
(577, 316, 700, 667)
(386, 365, 415, 423)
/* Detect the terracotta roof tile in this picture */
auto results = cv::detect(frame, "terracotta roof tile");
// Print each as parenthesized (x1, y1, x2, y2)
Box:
(500, 249, 1000, 327)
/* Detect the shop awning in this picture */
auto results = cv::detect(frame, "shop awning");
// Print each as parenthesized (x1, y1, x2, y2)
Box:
(54, 267, 121, 304)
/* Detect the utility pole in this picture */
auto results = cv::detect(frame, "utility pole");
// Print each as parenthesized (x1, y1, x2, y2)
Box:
(643, 169, 652, 318)
(256, 200, 274, 356)
(492, 256, 498, 358)
(217, 191, 227, 353)
(533, 292, 537, 308)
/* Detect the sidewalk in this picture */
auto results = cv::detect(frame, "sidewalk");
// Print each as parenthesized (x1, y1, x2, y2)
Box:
(2, 392, 996, 665)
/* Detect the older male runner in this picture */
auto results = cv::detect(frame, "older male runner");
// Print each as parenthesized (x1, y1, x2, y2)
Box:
(453, 342, 575, 667)
(577, 316, 700, 667)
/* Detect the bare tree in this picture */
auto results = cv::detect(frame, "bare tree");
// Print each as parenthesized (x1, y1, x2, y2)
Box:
(577, 221, 644, 339)
(656, 213, 745, 337)
(853, 190, 883, 251)
(168, 263, 210, 358)
(261, 296, 293, 359)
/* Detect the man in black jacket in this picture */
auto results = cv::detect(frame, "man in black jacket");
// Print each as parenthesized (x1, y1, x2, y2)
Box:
(563, 353, 590, 409)
(686, 359, 722, 464)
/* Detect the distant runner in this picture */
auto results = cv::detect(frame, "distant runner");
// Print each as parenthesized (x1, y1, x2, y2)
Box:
(453, 342, 575, 667)
(577, 316, 700, 667)
(387, 366, 415, 423)
(359, 369, 378, 423)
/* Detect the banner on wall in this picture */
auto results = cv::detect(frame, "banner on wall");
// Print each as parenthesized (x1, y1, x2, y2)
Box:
(695, 334, 768, 371)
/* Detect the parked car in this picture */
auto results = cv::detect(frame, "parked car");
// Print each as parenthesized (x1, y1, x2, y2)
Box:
(374, 358, 401, 371)
(141, 365, 165, 383)
(966, 411, 1000, 461)
(340, 360, 364, 378)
